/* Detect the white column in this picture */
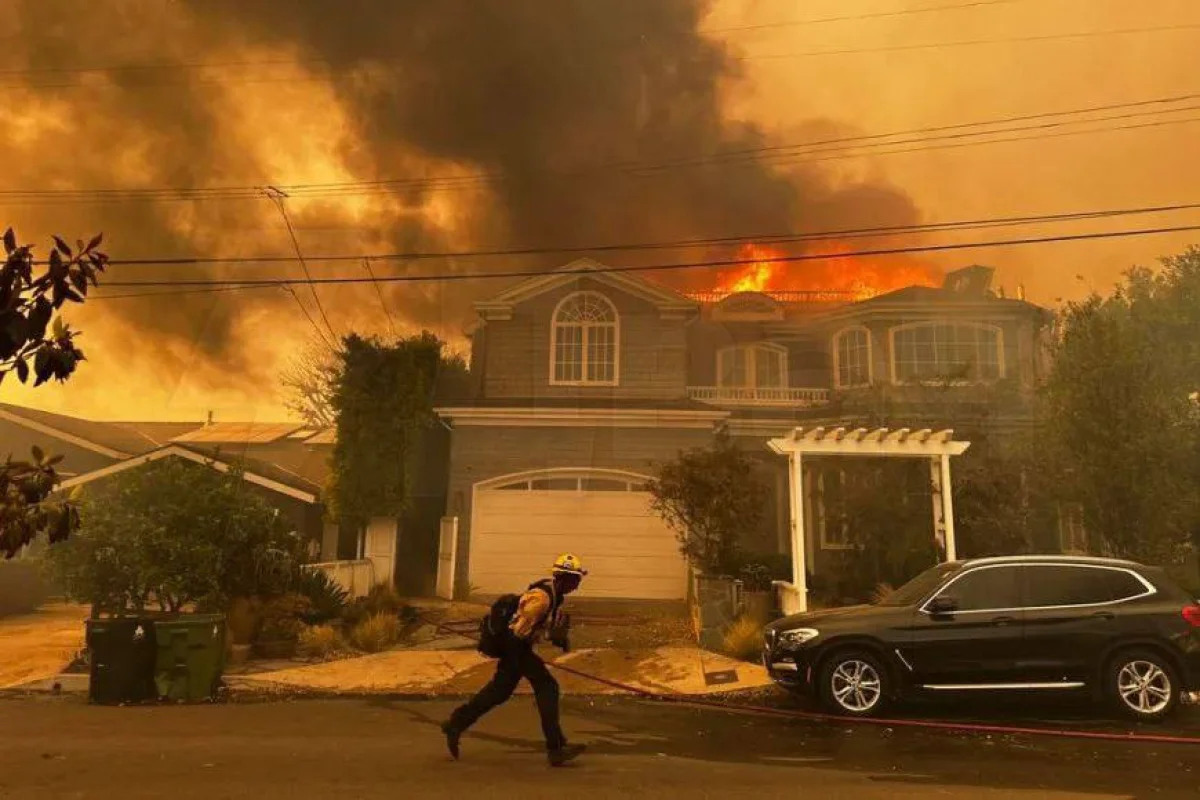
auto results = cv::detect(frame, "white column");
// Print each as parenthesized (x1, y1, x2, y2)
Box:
(929, 457, 946, 560)
(940, 454, 957, 562)
(790, 454, 808, 612)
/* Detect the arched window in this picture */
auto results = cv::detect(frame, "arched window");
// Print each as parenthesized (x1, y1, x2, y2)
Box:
(551, 291, 618, 385)
(832, 327, 872, 389)
(717, 343, 788, 389)
(890, 322, 1004, 383)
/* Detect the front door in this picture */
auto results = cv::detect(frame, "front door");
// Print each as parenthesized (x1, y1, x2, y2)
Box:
(902, 564, 1027, 687)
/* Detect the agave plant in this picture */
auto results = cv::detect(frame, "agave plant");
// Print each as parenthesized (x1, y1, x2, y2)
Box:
(293, 569, 350, 624)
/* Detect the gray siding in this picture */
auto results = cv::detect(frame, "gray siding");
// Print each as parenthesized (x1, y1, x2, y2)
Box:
(444, 424, 713, 597)
(481, 277, 689, 400)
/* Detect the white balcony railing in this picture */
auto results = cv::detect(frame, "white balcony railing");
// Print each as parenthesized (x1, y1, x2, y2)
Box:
(687, 386, 831, 408)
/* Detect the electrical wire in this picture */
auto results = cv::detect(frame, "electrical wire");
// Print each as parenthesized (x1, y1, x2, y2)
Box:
(54, 199, 1200, 270)
(4, 92, 1200, 205)
(87, 222, 1200, 292)
(705, 0, 1016, 35)
(1, 19, 1196, 91)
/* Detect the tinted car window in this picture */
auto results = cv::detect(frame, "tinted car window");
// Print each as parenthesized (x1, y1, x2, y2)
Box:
(877, 562, 962, 607)
(934, 566, 1022, 611)
(1024, 565, 1147, 607)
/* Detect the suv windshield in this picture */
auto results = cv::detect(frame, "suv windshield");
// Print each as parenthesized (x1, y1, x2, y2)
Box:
(876, 562, 962, 607)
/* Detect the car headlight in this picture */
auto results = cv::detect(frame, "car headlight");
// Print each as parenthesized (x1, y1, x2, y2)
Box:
(778, 628, 820, 646)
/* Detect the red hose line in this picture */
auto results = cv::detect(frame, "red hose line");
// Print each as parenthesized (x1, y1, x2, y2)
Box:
(424, 615, 1200, 746)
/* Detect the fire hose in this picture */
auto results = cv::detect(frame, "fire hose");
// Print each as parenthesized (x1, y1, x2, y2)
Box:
(420, 614, 1200, 747)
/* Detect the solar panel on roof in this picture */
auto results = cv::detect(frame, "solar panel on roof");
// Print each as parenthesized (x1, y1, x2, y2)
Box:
(172, 422, 303, 445)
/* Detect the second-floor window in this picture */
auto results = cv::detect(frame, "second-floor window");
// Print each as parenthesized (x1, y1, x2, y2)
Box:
(890, 322, 1003, 383)
(717, 343, 787, 389)
(833, 327, 872, 389)
(551, 291, 618, 385)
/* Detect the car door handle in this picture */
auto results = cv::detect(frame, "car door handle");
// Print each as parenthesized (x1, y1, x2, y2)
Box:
(990, 616, 1017, 627)
(1091, 611, 1115, 621)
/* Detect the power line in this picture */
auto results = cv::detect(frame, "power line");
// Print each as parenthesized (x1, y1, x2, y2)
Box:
(44, 199, 1200, 270)
(89, 223, 1200, 291)
(362, 257, 398, 337)
(264, 186, 339, 348)
(27, 203, 1192, 270)
(744, 21, 1200, 59)
(705, 0, 1016, 34)
(5, 92, 1199, 205)
(88, 284, 281, 300)
(1, 19, 1196, 91)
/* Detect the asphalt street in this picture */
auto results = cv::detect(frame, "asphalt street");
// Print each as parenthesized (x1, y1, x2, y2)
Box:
(0, 695, 1197, 799)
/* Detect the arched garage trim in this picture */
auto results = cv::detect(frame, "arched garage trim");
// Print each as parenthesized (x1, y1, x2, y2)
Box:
(474, 467, 653, 493)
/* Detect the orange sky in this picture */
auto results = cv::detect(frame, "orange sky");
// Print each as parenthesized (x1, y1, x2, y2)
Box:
(3, 0, 1199, 421)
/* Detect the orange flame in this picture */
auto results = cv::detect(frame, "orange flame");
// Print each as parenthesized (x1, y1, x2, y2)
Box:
(711, 242, 941, 301)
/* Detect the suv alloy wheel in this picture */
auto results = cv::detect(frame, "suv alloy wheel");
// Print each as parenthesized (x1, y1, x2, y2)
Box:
(818, 650, 889, 717)
(1105, 648, 1180, 722)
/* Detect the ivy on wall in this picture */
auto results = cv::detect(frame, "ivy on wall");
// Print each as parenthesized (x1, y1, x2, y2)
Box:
(328, 332, 466, 530)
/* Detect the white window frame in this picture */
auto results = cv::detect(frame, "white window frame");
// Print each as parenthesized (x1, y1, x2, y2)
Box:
(549, 291, 620, 387)
(716, 343, 789, 390)
(831, 326, 873, 389)
(888, 321, 1006, 385)
(481, 468, 649, 494)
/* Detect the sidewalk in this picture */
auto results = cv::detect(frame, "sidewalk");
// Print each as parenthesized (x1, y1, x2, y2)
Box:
(227, 644, 774, 698)
(0, 604, 88, 690)
(3, 600, 774, 701)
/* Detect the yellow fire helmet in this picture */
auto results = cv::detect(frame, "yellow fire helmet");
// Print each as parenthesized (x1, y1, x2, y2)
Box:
(552, 553, 588, 577)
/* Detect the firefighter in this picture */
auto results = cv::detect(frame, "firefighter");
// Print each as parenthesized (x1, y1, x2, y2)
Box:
(442, 554, 588, 767)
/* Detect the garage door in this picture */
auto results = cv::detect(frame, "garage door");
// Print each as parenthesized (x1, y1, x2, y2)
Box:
(470, 471, 687, 599)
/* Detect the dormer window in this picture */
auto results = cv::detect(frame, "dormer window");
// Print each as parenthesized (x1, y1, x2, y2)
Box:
(551, 291, 619, 385)
(832, 327, 872, 389)
(717, 343, 787, 389)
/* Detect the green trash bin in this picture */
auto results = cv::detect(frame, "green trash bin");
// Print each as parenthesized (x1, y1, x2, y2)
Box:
(152, 614, 226, 702)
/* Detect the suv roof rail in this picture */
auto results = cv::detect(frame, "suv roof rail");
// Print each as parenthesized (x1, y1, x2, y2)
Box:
(963, 554, 1142, 568)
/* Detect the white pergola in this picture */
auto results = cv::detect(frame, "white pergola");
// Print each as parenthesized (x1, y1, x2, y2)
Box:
(767, 426, 971, 614)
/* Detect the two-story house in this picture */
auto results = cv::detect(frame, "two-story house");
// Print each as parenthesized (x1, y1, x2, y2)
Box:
(434, 259, 1053, 601)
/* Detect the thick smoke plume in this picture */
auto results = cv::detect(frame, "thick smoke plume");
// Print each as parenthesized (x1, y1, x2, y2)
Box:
(1, 0, 917, 413)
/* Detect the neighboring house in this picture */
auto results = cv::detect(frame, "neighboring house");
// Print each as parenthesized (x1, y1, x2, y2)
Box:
(0, 407, 338, 566)
(2, 404, 446, 596)
(435, 259, 1054, 601)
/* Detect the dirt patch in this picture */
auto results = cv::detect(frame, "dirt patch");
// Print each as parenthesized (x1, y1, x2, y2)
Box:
(0, 604, 88, 689)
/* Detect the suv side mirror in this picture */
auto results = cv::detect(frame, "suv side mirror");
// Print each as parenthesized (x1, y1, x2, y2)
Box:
(928, 595, 958, 615)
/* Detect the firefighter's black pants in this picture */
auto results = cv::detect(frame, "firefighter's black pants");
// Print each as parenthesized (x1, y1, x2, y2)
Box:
(448, 635, 566, 751)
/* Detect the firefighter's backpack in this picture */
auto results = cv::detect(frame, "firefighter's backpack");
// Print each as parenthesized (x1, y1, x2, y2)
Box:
(477, 594, 520, 658)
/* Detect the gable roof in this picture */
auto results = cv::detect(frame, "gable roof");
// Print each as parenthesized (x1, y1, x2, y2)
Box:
(56, 444, 321, 504)
(0, 403, 204, 459)
(474, 258, 697, 320)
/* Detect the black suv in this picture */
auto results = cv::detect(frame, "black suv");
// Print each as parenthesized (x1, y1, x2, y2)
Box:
(763, 556, 1200, 721)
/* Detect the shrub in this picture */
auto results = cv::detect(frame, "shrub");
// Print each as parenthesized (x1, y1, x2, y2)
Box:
(259, 594, 312, 642)
(722, 615, 765, 662)
(341, 597, 368, 627)
(294, 570, 349, 624)
(363, 583, 404, 616)
(226, 596, 264, 645)
(349, 611, 401, 653)
(298, 624, 346, 659)
(870, 582, 895, 605)
(44, 458, 304, 613)
(648, 433, 769, 575)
